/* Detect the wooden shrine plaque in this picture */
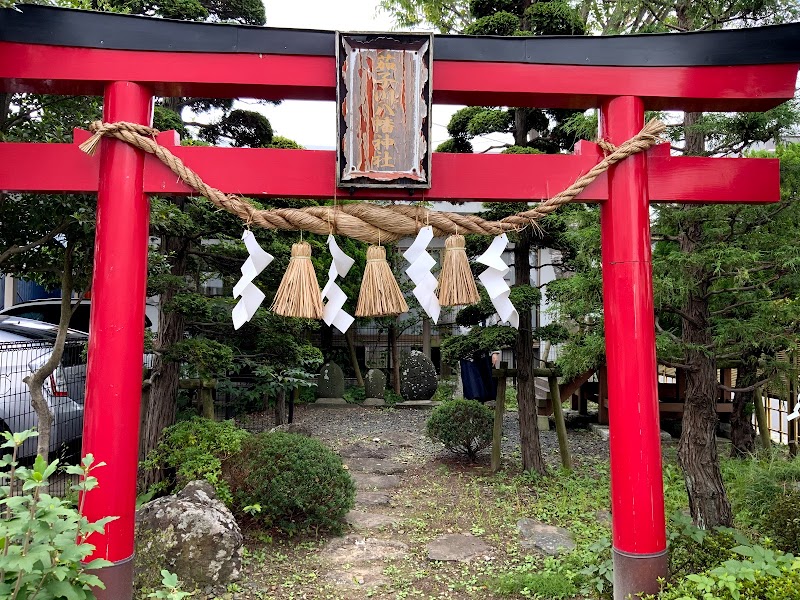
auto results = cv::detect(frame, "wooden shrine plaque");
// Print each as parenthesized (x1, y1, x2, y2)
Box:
(336, 32, 433, 189)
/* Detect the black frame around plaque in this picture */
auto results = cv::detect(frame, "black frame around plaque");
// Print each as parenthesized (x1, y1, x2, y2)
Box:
(336, 31, 434, 190)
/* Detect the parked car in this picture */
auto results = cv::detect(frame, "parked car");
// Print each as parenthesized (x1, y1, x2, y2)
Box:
(0, 316, 88, 458)
(0, 298, 158, 333)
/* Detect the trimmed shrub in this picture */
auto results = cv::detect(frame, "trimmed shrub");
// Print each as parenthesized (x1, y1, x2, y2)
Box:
(143, 417, 250, 506)
(426, 399, 493, 460)
(224, 432, 355, 535)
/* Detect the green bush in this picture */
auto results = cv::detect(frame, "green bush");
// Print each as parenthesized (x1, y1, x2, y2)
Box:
(644, 545, 800, 600)
(432, 378, 457, 403)
(763, 487, 800, 554)
(224, 432, 355, 535)
(667, 512, 749, 579)
(724, 455, 800, 530)
(426, 399, 494, 460)
(0, 430, 113, 600)
(385, 388, 403, 406)
(343, 385, 366, 404)
(143, 417, 250, 505)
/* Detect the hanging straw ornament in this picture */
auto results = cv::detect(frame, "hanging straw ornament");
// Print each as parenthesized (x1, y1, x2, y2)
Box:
(356, 245, 409, 317)
(437, 233, 480, 306)
(271, 241, 324, 319)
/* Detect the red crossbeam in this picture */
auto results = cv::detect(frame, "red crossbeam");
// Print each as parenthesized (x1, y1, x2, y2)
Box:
(0, 41, 796, 112)
(0, 138, 780, 203)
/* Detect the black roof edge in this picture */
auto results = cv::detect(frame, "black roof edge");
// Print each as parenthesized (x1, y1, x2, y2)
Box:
(2, 5, 800, 67)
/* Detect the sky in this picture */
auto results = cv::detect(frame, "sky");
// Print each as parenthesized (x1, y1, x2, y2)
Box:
(230, 0, 514, 152)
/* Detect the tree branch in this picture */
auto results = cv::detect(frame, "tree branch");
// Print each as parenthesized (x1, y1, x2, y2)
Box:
(0, 219, 73, 266)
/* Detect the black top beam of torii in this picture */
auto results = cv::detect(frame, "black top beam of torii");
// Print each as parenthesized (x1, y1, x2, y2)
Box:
(1, 4, 800, 67)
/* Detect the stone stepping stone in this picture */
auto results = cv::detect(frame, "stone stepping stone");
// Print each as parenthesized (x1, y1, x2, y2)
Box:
(345, 510, 401, 530)
(355, 491, 393, 506)
(351, 473, 401, 490)
(427, 534, 492, 562)
(517, 519, 576, 556)
(345, 457, 406, 475)
(339, 443, 391, 460)
(325, 565, 389, 589)
(320, 534, 408, 565)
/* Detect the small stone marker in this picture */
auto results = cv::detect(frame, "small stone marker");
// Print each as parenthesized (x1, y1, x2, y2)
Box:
(364, 369, 387, 405)
(427, 533, 492, 562)
(517, 519, 576, 556)
(399, 350, 438, 401)
(589, 423, 610, 442)
(316, 361, 346, 404)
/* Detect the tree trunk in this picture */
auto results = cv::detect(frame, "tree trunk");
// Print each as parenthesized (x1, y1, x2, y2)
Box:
(274, 388, 287, 425)
(25, 243, 75, 458)
(515, 229, 546, 475)
(139, 226, 189, 488)
(730, 354, 758, 457)
(345, 328, 364, 387)
(677, 213, 732, 528)
(389, 321, 400, 394)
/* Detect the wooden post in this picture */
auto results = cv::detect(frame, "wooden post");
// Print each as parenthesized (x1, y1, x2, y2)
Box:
(753, 386, 771, 450)
(598, 365, 609, 425)
(275, 388, 287, 425)
(789, 367, 798, 457)
(199, 382, 215, 420)
(549, 374, 573, 471)
(491, 362, 508, 473)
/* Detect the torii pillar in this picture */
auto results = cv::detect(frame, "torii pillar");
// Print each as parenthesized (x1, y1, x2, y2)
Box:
(600, 96, 668, 591)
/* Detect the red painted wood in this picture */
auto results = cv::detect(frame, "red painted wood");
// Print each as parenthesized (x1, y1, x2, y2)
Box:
(600, 97, 667, 559)
(0, 41, 796, 111)
(81, 82, 152, 571)
(0, 141, 781, 203)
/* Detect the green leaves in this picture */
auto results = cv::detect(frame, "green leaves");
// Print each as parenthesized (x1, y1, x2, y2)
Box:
(0, 431, 113, 600)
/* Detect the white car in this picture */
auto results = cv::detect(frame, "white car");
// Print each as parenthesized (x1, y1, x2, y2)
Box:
(0, 316, 88, 458)
(0, 298, 158, 333)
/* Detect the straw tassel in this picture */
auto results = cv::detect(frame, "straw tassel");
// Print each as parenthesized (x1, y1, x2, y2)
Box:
(356, 245, 409, 317)
(271, 241, 324, 319)
(438, 234, 480, 306)
(78, 133, 104, 157)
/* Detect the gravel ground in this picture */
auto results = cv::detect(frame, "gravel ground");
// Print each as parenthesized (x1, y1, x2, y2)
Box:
(237, 404, 609, 468)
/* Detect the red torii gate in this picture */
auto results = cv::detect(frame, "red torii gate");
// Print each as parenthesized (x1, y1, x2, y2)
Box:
(1, 6, 799, 599)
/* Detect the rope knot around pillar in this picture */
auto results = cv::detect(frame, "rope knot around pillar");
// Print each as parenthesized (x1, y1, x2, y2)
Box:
(78, 118, 666, 242)
(597, 139, 618, 155)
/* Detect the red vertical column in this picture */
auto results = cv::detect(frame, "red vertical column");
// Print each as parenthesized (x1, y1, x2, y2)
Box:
(82, 81, 153, 600)
(599, 96, 667, 599)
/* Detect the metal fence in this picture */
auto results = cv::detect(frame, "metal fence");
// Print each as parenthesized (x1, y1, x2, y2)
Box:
(0, 339, 87, 494)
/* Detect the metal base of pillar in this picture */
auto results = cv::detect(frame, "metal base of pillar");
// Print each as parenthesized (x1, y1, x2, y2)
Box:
(90, 555, 134, 600)
(613, 547, 668, 600)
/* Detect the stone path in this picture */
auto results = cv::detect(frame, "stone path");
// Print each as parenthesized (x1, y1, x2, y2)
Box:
(323, 445, 409, 591)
